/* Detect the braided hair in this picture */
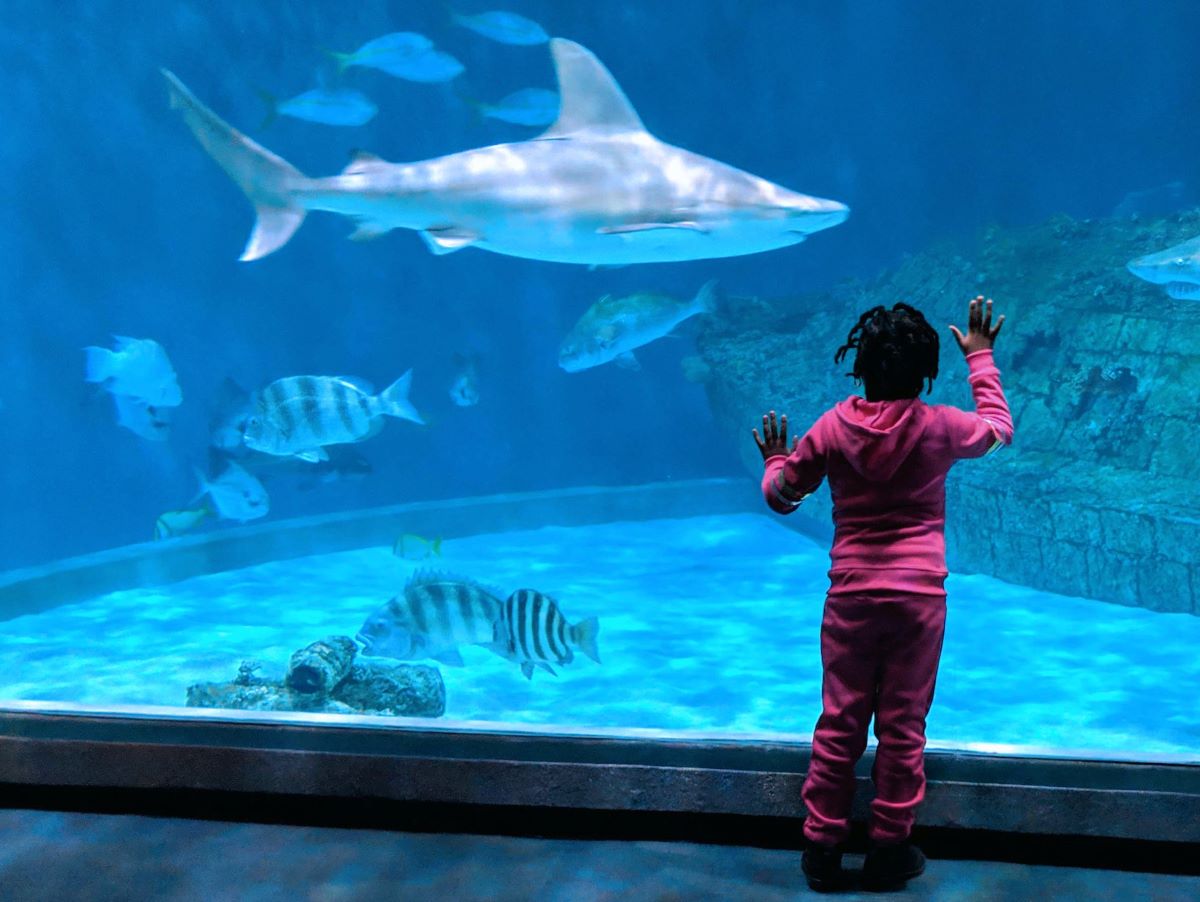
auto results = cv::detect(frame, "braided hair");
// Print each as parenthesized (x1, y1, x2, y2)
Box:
(834, 303, 940, 399)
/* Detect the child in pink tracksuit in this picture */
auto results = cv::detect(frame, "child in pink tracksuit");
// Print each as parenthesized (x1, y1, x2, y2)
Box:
(753, 296, 1012, 892)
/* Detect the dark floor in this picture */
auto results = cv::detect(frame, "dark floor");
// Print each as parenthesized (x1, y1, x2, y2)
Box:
(1, 810, 1198, 901)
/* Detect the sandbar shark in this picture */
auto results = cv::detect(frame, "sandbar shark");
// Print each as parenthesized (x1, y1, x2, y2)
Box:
(164, 39, 848, 265)
(1127, 234, 1200, 300)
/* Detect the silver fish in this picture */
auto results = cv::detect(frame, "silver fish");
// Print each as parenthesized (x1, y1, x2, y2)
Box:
(85, 336, 181, 407)
(194, 461, 269, 522)
(356, 571, 506, 666)
(243, 373, 423, 462)
(163, 40, 848, 266)
(498, 588, 600, 680)
(559, 280, 718, 372)
(451, 9, 549, 46)
(112, 393, 171, 441)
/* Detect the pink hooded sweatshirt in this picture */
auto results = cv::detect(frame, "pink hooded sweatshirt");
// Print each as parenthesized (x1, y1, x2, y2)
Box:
(762, 349, 1014, 597)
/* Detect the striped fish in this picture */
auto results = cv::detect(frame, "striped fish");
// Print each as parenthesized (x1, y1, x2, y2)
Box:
(243, 372, 423, 462)
(355, 571, 506, 666)
(498, 589, 601, 680)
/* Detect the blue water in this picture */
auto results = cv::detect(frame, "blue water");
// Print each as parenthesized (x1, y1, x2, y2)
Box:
(5, 1, 1200, 568)
(3, 513, 1197, 756)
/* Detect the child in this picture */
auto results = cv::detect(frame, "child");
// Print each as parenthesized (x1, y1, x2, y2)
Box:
(752, 296, 1012, 892)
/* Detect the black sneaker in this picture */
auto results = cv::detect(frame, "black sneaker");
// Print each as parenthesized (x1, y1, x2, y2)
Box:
(861, 841, 926, 891)
(801, 843, 846, 893)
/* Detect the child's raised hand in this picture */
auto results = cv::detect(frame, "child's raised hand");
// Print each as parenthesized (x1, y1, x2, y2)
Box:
(753, 410, 799, 461)
(949, 295, 1005, 355)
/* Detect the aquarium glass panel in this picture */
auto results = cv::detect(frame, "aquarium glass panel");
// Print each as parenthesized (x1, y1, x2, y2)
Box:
(3, 1, 1199, 759)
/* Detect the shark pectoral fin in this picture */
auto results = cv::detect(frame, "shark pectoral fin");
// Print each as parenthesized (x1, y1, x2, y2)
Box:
(348, 221, 391, 242)
(615, 351, 641, 371)
(420, 227, 480, 255)
(540, 39, 645, 138)
(597, 222, 708, 236)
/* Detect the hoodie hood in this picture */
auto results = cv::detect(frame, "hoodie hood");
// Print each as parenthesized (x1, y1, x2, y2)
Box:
(832, 396, 932, 482)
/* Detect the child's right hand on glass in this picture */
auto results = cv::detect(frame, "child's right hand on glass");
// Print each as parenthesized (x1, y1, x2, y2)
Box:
(753, 410, 799, 461)
(949, 295, 1005, 355)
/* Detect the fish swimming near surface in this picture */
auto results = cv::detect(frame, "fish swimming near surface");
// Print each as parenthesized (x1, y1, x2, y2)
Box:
(112, 393, 172, 441)
(355, 571, 508, 666)
(243, 373, 424, 462)
(193, 461, 269, 521)
(154, 506, 210, 540)
(262, 86, 378, 127)
(163, 39, 848, 266)
(393, 533, 443, 561)
(466, 87, 559, 127)
(85, 336, 182, 407)
(559, 279, 718, 372)
(496, 588, 600, 680)
(1127, 234, 1200, 300)
(450, 9, 549, 45)
(448, 352, 480, 406)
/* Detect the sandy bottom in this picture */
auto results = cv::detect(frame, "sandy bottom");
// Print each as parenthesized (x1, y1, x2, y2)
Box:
(1, 513, 1197, 756)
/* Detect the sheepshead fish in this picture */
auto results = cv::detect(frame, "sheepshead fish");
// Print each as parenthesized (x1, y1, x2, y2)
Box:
(497, 588, 600, 680)
(244, 372, 423, 462)
(355, 571, 506, 666)
(85, 336, 182, 407)
(558, 280, 718, 373)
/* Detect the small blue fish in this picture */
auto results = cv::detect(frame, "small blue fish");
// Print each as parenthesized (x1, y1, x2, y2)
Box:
(265, 87, 377, 127)
(470, 88, 559, 127)
(327, 32, 435, 74)
(452, 9, 549, 45)
(329, 32, 463, 83)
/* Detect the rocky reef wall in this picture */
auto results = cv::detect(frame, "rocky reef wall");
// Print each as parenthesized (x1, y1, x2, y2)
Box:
(696, 212, 1200, 614)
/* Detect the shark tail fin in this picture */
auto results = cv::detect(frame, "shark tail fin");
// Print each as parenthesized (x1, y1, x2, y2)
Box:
(376, 370, 425, 425)
(163, 69, 308, 262)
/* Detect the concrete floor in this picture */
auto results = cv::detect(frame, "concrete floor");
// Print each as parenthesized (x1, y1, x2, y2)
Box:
(1, 810, 1198, 901)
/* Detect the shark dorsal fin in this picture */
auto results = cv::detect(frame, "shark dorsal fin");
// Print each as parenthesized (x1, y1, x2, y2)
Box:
(539, 39, 645, 139)
(341, 149, 388, 177)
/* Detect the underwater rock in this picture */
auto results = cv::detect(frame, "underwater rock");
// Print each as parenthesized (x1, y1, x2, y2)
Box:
(334, 662, 446, 718)
(187, 645, 446, 717)
(697, 211, 1200, 615)
(286, 635, 358, 693)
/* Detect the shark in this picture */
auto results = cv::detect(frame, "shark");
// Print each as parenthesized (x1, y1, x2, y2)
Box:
(163, 38, 849, 266)
(1126, 234, 1200, 300)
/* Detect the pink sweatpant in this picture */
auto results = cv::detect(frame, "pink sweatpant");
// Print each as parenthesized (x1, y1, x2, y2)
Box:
(801, 593, 947, 846)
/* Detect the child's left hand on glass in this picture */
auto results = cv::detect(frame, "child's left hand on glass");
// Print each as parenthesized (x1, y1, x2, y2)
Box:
(753, 409, 799, 461)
